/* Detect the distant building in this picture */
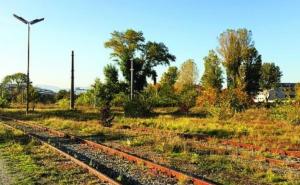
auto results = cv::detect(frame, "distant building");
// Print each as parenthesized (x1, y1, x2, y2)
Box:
(279, 83, 296, 98)
(254, 83, 296, 103)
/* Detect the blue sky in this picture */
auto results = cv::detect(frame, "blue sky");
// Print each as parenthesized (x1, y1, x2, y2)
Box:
(1, 0, 299, 88)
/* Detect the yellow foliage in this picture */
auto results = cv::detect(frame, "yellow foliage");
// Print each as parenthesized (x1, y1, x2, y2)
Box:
(196, 87, 218, 107)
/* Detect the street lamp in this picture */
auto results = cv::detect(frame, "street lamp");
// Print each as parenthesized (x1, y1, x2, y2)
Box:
(13, 14, 44, 114)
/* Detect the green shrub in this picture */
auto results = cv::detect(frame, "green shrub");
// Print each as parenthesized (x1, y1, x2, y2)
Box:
(57, 98, 70, 109)
(123, 94, 153, 117)
(76, 92, 94, 106)
(112, 92, 127, 107)
(0, 97, 9, 108)
(178, 86, 197, 114)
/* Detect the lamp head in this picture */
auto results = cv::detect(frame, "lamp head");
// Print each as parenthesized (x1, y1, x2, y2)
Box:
(30, 18, 44, 25)
(13, 14, 28, 24)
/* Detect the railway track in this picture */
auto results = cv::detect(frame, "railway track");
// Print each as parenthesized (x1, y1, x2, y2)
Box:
(177, 132, 300, 170)
(222, 140, 300, 159)
(0, 115, 213, 185)
(178, 132, 300, 160)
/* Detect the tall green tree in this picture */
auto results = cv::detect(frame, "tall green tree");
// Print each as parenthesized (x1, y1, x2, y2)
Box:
(240, 47, 262, 96)
(160, 66, 179, 86)
(175, 60, 198, 113)
(260, 62, 282, 90)
(103, 64, 119, 84)
(218, 29, 262, 96)
(104, 29, 175, 91)
(218, 29, 252, 87)
(175, 59, 199, 90)
(157, 66, 179, 106)
(201, 50, 223, 92)
(90, 78, 103, 107)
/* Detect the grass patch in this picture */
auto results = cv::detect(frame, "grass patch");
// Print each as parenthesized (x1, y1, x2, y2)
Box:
(0, 124, 101, 185)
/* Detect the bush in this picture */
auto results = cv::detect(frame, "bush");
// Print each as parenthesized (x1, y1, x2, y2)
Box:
(124, 94, 153, 117)
(76, 92, 93, 106)
(219, 88, 250, 113)
(112, 92, 127, 107)
(198, 88, 250, 120)
(0, 97, 9, 108)
(196, 88, 219, 108)
(270, 105, 300, 125)
(178, 86, 197, 114)
(57, 98, 70, 109)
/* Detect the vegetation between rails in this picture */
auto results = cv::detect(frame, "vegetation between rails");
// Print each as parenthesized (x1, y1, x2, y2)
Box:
(1, 105, 300, 185)
(0, 124, 102, 185)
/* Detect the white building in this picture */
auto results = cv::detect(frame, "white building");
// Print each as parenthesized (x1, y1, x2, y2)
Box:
(254, 83, 296, 103)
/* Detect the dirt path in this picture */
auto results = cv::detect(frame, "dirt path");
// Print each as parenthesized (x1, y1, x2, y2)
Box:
(0, 157, 13, 185)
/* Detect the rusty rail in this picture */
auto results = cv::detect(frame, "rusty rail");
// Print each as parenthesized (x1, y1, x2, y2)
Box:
(0, 115, 214, 185)
(222, 140, 300, 158)
(0, 119, 121, 185)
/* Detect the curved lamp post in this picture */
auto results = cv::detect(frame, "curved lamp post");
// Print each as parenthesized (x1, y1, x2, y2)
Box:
(13, 14, 44, 114)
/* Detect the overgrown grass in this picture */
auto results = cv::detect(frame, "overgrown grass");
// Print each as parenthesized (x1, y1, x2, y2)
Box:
(269, 105, 300, 125)
(1, 104, 300, 184)
(0, 123, 101, 185)
(117, 116, 252, 138)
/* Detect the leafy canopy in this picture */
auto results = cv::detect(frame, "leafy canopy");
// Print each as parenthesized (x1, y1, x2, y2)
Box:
(160, 66, 179, 86)
(105, 29, 175, 91)
(201, 50, 223, 92)
(218, 28, 262, 96)
(175, 59, 198, 91)
(260, 62, 282, 89)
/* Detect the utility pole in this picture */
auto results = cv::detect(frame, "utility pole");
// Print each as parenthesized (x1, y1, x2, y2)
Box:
(13, 14, 44, 115)
(70, 50, 75, 110)
(130, 60, 134, 100)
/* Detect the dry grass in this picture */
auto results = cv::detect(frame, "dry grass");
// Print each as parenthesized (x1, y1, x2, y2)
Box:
(1, 104, 300, 184)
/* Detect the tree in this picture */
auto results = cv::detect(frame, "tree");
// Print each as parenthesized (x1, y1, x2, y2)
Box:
(2, 73, 27, 89)
(91, 78, 104, 107)
(218, 29, 253, 88)
(175, 59, 199, 91)
(173, 60, 199, 113)
(157, 66, 179, 106)
(260, 62, 282, 90)
(1, 73, 27, 102)
(104, 64, 119, 84)
(160, 66, 179, 86)
(240, 47, 262, 96)
(76, 78, 102, 107)
(218, 29, 262, 97)
(104, 29, 175, 91)
(201, 50, 223, 92)
(178, 85, 198, 114)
